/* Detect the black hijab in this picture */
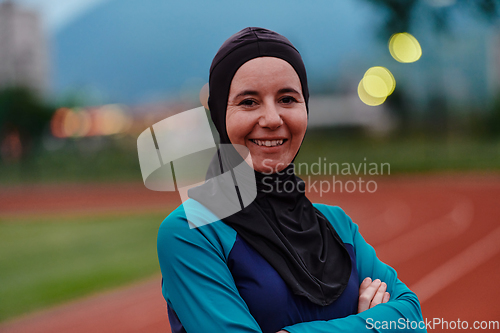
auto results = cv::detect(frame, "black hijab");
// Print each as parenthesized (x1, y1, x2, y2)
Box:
(189, 27, 351, 306)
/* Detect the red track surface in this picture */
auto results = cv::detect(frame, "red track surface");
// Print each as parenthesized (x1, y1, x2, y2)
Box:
(1, 174, 499, 332)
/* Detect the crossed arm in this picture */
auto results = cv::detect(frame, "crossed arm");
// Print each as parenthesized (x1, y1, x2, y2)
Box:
(279, 206, 426, 333)
(157, 204, 426, 333)
(277, 277, 392, 333)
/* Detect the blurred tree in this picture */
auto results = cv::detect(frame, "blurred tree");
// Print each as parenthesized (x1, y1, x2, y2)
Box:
(364, 0, 499, 37)
(486, 94, 500, 137)
(0, 87, 54, 162)
(363, 0, 499, 137)
(384, 88, 412, 135)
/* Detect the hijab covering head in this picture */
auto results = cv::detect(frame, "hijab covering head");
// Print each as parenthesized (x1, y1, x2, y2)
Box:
(189, 27, 351, 306)
(208, 27, 309, 145)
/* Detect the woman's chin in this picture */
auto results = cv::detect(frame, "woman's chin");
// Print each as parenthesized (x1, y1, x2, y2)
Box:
(251, 158, 291, 174)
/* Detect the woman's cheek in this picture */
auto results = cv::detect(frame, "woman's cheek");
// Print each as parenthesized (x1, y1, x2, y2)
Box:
(227, 113, 255, 144)
(290, 111, 308, 136)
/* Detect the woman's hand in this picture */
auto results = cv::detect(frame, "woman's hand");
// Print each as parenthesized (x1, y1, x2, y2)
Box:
(357, 277, 390, 313)
(275, 278, 389, 332)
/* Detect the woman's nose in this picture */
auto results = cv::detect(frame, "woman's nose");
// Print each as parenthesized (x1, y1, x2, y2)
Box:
(259, 103, 283, 129)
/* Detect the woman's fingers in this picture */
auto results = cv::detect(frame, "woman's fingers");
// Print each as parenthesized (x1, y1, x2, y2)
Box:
(358, 279, 392, 313)
(357, 279, 381, 313)
(383, 292, 391, 303)
(359, 277, 372, 295)
(370, 282, 387, 308)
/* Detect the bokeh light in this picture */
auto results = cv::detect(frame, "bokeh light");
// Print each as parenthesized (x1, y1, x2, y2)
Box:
(358, 79, 387, 106)
(62, 108, 92, 137)
(358, 66, 395, 106)
(363, 75, 388, 98)
(389, 32, 422, 63)
(50, 107, 70, 138)
(364, 66, 396, 97)
(50, 105, 132, 138)
(95, 105, 131, 136)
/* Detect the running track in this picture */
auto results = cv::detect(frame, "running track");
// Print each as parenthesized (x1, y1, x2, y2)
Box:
(1, 174, 499, 332)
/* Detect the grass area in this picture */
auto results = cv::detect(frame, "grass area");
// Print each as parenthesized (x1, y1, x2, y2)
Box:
(0, 132, 499, 185)
(0, 210, 171, 323)
(0, 136, 141, 185)
(296, 131, 500, 174)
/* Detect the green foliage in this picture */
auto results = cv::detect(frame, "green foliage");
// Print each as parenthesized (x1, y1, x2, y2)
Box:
(0, 137, 141, 184)
(0, 211, 170, 322)
(0, 87, 55, 159)
(297, 129, 500, 173)
(364, 0, 499, 38)
(1, 132, 499, 186)
(486, 98, 500, 137)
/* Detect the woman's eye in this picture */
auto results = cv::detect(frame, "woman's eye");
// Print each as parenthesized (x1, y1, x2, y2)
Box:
(239, 99, 256, 107)
(280, 96, 297, 104)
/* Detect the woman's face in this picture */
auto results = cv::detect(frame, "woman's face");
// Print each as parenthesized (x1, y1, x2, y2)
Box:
(226, 57, 307, 174)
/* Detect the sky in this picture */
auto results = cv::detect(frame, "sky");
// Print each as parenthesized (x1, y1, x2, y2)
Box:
(3, 0, 496, 106)
(7, 0, 108, 33)
(7, 0, 459, 34)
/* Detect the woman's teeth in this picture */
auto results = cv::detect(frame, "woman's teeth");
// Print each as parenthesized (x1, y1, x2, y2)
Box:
(251, 139, 284, 147)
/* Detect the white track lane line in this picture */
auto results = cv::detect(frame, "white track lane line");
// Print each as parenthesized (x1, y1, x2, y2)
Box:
(410, 225, 500, 304)
(363, 201, 412, 245)
(375, 198, 474, 266)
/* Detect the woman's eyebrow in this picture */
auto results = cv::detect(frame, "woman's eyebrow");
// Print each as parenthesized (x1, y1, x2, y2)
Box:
(278, 87, 300, 95)
(232, 87, 300, 100)
(233, 90, 259, 99)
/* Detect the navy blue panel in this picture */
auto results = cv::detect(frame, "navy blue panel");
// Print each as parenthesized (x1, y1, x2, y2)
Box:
(166, 234, 359, 333)
(167, 305, 187, 333)
(228, 234, 359, 333)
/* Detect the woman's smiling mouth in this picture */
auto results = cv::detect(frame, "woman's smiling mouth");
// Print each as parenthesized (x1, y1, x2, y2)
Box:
(249, 139, 287, 147)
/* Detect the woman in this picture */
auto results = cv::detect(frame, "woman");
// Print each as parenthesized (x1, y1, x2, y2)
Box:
(157, 27, 425, 333)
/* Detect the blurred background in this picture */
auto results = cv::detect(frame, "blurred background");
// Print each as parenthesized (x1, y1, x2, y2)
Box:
(0, 0, 499, 332)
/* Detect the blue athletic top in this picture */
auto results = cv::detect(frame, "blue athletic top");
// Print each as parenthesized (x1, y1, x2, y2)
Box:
(157, 199, 426, 332)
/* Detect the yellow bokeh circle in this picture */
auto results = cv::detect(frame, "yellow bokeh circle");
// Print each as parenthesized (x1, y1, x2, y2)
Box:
(358, 79, 386, 106)
(364, 66, 396, 96)
(389, 32, 422, 63)
(358, 66, 395, 106)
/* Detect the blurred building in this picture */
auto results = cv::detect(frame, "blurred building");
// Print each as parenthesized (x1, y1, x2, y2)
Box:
(488, 25, 500, 99)
(0, 0, 49, 93)
(308, 95, 396, 135)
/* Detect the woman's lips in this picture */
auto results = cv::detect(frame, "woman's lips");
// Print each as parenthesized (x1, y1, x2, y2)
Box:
(249, 139, 287, 147)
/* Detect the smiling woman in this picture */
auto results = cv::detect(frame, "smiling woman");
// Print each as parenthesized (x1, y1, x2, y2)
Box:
(226, 57, 307, 174)
(157, 27, 426, 333)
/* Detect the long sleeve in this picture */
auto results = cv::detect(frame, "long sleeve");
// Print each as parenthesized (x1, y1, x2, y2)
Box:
(158, 201, 427, 333)
(282, 205, 427, 333)
(157, 201, 262, 333)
